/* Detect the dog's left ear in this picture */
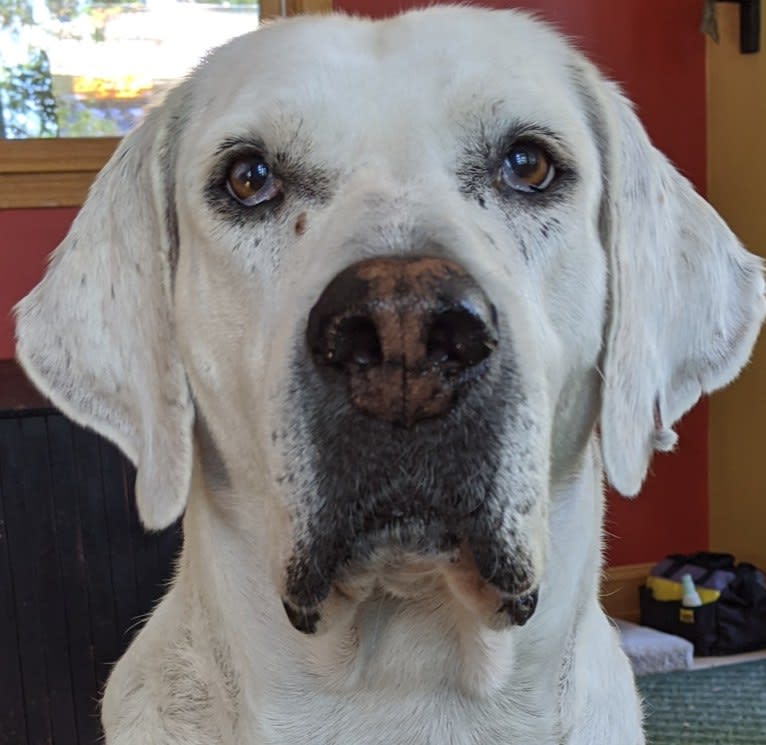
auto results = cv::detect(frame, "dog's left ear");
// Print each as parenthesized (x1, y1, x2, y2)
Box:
(577, 64, 765, 496)
(15, 86, 194, 530)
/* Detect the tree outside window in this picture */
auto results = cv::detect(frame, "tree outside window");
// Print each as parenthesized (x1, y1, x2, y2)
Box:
(1, 0, 260, 139)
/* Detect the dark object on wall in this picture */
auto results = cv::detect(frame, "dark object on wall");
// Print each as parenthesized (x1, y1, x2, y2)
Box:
(703, 0, 760, 54)
(640, 551, 766, 656)
(0, 361, 181, 745)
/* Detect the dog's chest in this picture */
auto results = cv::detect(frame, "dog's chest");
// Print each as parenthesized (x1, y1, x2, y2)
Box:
(246, 573, 574, 744)
(255, 690, 563, 745)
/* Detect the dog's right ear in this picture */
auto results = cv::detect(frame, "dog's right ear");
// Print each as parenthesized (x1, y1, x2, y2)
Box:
(15, 87, 194, 531)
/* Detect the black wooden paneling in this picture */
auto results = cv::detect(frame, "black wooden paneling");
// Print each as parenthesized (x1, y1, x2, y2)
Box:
(0, 410, 182, 745)
(23, 415, 79, 745)
(2, 416, 54, 745)
(71, 425, 122, 682)
(0, 418, 29, 745)
(46, 415, 100, 745)
(100, 439, 140, 650)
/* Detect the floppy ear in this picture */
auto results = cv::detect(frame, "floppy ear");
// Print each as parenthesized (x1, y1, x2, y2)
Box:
(580, 68, 765, 496)
(15, 88, 193, 530)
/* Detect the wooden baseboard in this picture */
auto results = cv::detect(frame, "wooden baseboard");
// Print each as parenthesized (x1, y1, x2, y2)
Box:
(600, 562, 653, 623)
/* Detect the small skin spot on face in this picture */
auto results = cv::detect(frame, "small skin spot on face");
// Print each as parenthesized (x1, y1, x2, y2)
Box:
(295, 212, 307, 236)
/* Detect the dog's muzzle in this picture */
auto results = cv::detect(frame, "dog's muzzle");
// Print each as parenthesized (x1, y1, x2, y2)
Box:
(306, 256, 499, 426)
(281, 255, 539, 634)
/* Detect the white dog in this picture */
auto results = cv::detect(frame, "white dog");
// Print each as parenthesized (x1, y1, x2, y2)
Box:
(15, 7, 765, 744)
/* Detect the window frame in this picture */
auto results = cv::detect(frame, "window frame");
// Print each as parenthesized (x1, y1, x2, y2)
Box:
(0, 0, 332, 209)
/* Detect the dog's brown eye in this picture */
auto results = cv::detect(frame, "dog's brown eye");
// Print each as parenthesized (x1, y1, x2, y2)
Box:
(227, 156, 281, 206)
(500, 143, 555, 192)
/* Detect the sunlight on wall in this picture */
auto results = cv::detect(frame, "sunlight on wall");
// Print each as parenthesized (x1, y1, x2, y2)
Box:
(707, 4, 766, 569)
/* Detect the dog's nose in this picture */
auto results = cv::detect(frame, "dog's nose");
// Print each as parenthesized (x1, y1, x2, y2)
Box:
(306, 256, 498, 426)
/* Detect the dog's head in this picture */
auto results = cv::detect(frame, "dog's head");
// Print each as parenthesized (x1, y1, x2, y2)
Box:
(15, 8, 764, 634)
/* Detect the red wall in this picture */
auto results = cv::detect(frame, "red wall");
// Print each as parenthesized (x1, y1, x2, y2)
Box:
(0, 0, 708, 565)
(1, 208, 77, 359)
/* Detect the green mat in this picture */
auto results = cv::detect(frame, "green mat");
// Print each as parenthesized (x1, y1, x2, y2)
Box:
(638, 659, 766, 744)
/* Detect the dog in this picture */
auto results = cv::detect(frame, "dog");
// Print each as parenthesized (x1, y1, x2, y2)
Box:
(15, 7, 765, 744)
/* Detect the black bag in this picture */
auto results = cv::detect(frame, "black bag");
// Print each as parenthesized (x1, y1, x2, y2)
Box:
(639, 552, 766, 655)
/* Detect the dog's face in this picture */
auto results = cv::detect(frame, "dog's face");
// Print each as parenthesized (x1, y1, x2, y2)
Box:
(15, 9, 765, 635)
(172, 11, 608, 631)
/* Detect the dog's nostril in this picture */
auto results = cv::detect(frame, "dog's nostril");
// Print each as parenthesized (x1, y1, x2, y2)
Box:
(329, 316, 382, 369)
(427, 307, 498, 372)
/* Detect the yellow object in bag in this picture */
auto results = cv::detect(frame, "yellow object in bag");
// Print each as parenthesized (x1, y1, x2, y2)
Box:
(646, 575, 721, 605)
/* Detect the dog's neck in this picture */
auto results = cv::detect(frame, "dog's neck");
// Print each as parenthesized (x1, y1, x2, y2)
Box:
(168, 441, 604, 744)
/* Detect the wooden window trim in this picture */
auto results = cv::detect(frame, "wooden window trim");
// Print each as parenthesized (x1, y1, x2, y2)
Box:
(0, 0, 332, 210)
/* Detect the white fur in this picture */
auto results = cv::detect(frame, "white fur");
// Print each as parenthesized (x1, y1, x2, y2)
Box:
(14, 8, 765, 744)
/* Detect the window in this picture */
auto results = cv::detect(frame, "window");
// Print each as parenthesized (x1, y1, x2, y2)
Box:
(0, 0, 331, 208)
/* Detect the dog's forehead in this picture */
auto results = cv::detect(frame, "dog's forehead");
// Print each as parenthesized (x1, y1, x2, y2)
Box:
(187, 8, 587, 156)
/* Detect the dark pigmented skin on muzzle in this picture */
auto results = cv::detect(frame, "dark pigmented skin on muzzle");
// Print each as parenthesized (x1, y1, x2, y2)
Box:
(280, 255, 542, 634)
(282, 600, 321, 635)
(281, 346, 540, 631)
(500, 588, 539, 626)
